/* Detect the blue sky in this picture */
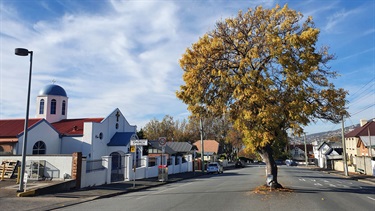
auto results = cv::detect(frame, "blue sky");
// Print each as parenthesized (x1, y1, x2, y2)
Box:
(0, 0, 374, 135)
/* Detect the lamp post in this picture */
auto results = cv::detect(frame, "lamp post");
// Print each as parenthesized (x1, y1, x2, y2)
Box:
(15, 48, 33, 192)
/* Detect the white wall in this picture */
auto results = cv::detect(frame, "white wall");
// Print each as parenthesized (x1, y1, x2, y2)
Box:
(85, 109, 136, 160)
(0, 155, 72, 180)
(16, 120, 60, 155)
(81, 156, 111, 188)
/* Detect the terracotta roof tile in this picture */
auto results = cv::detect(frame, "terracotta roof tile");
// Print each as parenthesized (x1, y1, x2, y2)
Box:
(0, 118, 43, 137)
(193, 140, 219, 154)
(51, 118, 103, 135)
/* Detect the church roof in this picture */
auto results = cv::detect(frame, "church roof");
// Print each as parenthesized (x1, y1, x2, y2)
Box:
(52, 118, 103, 135)
(107, 132, 135, 146)
(0, 118, 44, 138)
(38, 84, 67, 97)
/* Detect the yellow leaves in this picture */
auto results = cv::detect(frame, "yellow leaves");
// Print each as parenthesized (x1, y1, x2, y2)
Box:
(177, 3, 346, 155)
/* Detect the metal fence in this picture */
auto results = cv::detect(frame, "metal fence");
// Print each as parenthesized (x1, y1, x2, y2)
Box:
(148, 157, 157, 167)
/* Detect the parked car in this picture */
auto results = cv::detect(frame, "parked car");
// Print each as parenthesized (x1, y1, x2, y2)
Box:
(285, 159, 298, 166)
(235, 160, 245, 168)
(275, 159, 285, 165)
(207, 162, 223, 174)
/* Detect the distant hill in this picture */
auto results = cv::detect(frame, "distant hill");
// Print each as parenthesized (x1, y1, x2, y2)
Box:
(290, 123, 360, 144)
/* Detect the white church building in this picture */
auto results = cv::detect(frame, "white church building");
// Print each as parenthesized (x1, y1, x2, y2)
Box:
(0, 84, 140, 176)
(1, 84, 192, 186)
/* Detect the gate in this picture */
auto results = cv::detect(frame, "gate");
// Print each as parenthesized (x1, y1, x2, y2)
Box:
(110, 152, 124, 182)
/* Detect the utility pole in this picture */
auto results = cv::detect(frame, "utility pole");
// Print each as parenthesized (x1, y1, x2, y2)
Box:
(341, 115, 349, 176)
(200, 117, 205, 174)
(368, 127, 372, 158)
(304, 133, 308, 166)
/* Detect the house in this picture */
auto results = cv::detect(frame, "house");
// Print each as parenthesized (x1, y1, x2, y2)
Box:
(357, 135, 375, 157)
(193, 140, 219, 161)
(314, 141, 343, 169)
(288, 144, 314, 163)
(345, 119, 375, 174)
(147, 141, 193, 166)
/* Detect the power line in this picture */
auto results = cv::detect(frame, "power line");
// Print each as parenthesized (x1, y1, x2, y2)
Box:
(348, 80, 375, 104)
(348, 76, 375, 99)
(350, 103, 375, 116)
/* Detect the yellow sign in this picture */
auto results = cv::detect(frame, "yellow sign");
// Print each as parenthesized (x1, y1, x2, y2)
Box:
(130, 146, 135, 152)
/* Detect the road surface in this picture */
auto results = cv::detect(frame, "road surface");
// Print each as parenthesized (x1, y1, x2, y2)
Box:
(56, 165, 375, 211)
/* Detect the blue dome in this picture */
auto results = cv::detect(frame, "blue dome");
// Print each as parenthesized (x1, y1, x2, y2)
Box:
(38, 84, 67, 97)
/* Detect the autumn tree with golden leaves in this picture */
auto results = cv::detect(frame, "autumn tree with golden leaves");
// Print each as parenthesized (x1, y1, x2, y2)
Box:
(176, 5, 347, 188)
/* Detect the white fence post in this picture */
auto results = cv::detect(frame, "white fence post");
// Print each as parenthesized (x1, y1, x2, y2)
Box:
(81, 158, 87, 188)
(102, 156, 111, 184)
(125, 154, 132, 181)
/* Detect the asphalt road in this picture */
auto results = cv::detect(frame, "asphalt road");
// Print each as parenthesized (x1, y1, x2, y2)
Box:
(56, 166, 375, 211)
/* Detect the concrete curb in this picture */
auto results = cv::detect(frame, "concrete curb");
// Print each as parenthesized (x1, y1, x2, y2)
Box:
(17, 179, 76, 197)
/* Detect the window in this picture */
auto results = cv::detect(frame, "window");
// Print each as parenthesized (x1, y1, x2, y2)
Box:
(51, 99, 56, 114)
(62, 100, 66, 115)
(33, 141, 46, 154)
(39, 99, 44, 114)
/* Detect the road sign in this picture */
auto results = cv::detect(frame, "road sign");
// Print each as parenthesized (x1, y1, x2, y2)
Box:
(158, 137, 166, 146)
(130, 146, 135, 152)
(130, 139, 148, 146)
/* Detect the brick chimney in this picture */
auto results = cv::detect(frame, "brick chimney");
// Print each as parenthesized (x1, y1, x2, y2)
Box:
(360, 119, 368, 127)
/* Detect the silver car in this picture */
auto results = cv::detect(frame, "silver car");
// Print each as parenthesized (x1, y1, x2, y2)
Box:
(207, 162, 223, 174)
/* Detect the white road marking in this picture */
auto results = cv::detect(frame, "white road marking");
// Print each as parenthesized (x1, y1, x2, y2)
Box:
(135, 181, 192, 200)
(314, 183, 323, 186)
(367, 196, 375, 201)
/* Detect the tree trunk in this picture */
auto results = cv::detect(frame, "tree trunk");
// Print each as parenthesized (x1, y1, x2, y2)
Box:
(258, 145, 283, 189)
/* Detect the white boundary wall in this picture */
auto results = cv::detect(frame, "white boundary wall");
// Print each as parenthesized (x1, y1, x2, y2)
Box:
(0, 155, 73, 180)
(81, 156, 111, 188)
(2, 154, 194, 188)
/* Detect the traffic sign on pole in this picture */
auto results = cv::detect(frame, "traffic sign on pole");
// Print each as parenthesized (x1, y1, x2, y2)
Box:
(130, 139, 148, 146)
(158, 137, 166, 146)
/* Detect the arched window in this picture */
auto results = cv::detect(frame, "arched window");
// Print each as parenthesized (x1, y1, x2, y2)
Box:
(32, 141, 46, 154)
(62, 100, 66, 115)
(51, 99, 56, 114)
(39, 99, 44, 114)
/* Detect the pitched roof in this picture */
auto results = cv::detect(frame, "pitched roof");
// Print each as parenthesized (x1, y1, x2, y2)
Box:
(166, 142, 192, 153)
(193, 140, 219, 154)
(0, 118, 43, 138)
(148, 140, 176, 154)
(107, 132, 134, 146)
(345, 121, 375, 138)
(359, 136, 375, 147)
(51, 118, 103, 135)
(289, 144, 314, 152)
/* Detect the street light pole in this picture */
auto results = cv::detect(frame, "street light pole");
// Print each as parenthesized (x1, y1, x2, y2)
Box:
(15, 48, 33, 192)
